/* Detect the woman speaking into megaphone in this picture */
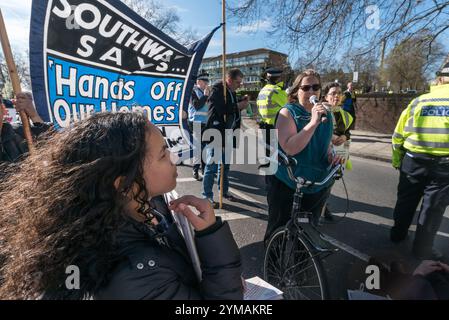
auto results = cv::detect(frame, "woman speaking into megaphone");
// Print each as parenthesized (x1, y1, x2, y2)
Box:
(264, 69, 343, 242)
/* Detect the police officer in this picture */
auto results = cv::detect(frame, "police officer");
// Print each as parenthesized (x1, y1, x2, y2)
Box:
(390, 62, 449, 260)
(188, 73, 210, 181)
(256, 68, 288, 166)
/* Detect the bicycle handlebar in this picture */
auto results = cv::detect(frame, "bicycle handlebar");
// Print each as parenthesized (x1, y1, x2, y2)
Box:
(278, 149, 297, 168)
(277, 149, 343, 188)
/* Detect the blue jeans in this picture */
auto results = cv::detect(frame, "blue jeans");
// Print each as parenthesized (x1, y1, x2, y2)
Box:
(202, 145, 230, 200)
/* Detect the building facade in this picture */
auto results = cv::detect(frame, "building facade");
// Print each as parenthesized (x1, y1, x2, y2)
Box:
(200, 48, 289, 90)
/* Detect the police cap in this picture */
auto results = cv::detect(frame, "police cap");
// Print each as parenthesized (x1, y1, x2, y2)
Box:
(266, 68, 282, 78)
(196, 72, 210, 82)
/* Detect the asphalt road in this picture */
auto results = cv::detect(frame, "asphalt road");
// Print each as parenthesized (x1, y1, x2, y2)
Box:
(174, 155, 449, 299)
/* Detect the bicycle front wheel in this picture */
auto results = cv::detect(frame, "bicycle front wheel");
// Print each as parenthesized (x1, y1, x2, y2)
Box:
(263, 227, 329, 300)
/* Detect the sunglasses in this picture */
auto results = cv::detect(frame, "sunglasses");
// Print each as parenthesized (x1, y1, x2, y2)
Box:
(300, 84, 321, 92)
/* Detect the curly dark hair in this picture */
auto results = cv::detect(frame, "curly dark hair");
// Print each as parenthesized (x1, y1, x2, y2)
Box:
(0, 112, 153, 299)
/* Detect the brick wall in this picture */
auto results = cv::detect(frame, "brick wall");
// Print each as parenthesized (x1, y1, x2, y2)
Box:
(355, 94, 419, 134)
(247, 94, 421, 134)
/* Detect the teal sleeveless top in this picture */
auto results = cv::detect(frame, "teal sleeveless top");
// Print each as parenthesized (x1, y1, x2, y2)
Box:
(275, 102, 333, 193)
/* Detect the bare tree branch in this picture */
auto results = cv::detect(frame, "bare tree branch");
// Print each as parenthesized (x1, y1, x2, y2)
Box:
(121, 0, 199, 46)
(228, 0, 449, 66)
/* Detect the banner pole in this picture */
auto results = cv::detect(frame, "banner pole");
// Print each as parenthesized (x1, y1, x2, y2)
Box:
(219, 0, 227, 210)
(0, 9, 34, 152)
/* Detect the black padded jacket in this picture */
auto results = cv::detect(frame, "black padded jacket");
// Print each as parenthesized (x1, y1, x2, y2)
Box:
(94, 198, 243, 300)
(0, 121, 51, 163)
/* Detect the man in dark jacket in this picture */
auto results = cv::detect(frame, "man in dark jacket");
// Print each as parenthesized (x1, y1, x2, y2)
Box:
(1, 92, 51, 164)
(202, 69, 249, 207)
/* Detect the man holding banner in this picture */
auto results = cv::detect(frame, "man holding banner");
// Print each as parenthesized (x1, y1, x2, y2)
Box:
(202, 68, 249, 208)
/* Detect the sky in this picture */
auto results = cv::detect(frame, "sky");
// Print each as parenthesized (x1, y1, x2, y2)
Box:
(1, 0, 448, 67)
(0, 0, 286, 59)
(161, 0, 281, 57)
(168, 0, 449, 68)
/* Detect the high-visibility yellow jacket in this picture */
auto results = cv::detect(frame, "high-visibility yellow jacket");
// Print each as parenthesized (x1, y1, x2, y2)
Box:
(392, 84, 449, 168)
(256, 82, 288, 125)
(332, 108, 354, 170)
(332, 108, 354, 136)
(341, 109, 354, 130)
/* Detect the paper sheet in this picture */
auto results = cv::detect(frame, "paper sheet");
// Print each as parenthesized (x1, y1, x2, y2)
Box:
(244, 276, 283, 300)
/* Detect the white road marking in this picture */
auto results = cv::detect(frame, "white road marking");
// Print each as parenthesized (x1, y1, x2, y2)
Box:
(176, 175, 268, 211)
(334, 211, 393, 227)
(228, 187, 267, 209)
(215, 211, 265, 221)
(334, 212, 449, 239)
(176, 177, 197, 183)
(227, 186, 373, 262)
(173, 181, 267, 217)
(322, 235, 370, 262)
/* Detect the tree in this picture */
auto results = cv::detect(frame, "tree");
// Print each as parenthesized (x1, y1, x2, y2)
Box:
(121, 0, 198, 46)
(380, 32, 445, 92)
(347, 50, 380, 92)
(320, 68, 350, 86)
(0, 1, 198, 98)
(0, 51, 31, 98)
(228, 0, 449, 66)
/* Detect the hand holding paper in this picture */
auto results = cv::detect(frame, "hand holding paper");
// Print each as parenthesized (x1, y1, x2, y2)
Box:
(165, 192, 202, 282)
(169, 195, 216, 231)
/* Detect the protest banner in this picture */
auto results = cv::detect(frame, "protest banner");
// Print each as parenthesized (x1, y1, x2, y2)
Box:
(30, 0, 220, 154)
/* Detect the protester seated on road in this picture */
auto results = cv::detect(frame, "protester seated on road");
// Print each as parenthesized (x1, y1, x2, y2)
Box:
(0, 92, 51, 164)
(365, 258, 449, 300)
(0, 112, 243, 300)
(264, 69, 343, 243)
(399, 260, 449, 299)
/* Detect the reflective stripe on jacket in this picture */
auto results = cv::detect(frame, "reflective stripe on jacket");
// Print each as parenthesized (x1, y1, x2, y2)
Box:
(256, 82, 288, 125)
(188, 87, 208, 123)
(338, 108, 353, 130)
(392, 84, 449, 168)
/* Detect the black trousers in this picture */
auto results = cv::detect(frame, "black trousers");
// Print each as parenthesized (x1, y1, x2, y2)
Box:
(259, 122, 275, 159)
(264, 175, 331, 243)
(392, 152, 449, 254)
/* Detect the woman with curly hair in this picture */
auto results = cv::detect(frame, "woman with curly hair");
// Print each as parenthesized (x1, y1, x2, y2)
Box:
(0, 112, 242, 300)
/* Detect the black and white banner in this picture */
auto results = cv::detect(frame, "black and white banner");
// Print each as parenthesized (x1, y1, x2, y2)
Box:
(30, 0, 219, 153)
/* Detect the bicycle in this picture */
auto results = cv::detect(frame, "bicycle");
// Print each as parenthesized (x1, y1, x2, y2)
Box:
(263, 151, 344, 300)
